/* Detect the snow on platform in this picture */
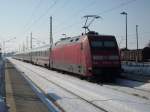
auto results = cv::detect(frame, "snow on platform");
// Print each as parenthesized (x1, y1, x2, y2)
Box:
(9, 58, 150, 112)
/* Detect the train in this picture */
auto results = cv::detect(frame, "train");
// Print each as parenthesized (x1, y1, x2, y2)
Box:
(14, 31, 121, 81)
(121, 47, 150, 62)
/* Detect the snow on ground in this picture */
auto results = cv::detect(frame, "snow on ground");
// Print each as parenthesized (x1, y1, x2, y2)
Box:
(116, 78, 150, 92)
(122, 62, 150, 76)
(9, 58, 150, 112)
(103, 83, 150, 100)
(9, 59, 102, 112)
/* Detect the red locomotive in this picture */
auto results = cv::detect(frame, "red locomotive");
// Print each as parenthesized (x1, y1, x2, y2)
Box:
(14, 31, 121, 81)
(50, 31, 121, 80)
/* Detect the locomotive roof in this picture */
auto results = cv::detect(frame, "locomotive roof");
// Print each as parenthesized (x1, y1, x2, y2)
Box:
(54, 35, 82, 47)
(53, 31, 115, 47)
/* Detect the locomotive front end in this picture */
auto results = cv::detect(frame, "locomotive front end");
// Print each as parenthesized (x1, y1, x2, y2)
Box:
(88, 33, 121, 80)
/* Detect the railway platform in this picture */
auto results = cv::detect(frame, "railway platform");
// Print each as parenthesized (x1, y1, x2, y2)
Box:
(5, 60, 50, 112)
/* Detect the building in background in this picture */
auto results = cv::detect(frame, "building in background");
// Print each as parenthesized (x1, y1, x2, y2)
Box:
(120, 47, 150, 62)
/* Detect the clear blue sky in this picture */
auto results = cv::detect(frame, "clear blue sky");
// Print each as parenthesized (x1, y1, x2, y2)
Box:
(0, 0, 150, 52)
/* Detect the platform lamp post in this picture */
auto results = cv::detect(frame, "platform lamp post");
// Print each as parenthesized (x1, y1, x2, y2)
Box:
(120, 11, 128, 50)
(49, 16, 53, 68)
(136, 25, 139, 62)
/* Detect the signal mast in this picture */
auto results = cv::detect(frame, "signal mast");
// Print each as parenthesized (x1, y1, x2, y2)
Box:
(82, 15, 101, 34)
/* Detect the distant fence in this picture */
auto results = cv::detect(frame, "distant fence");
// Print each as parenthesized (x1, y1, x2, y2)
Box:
(122, 61, 150, 67)
(122, 61, 150, 76)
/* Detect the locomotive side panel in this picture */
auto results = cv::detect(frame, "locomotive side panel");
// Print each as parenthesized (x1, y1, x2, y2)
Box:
(51, 36, 88, 76)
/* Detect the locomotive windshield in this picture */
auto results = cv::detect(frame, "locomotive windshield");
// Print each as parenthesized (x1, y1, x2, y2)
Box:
(91, 41, 116, 48)
(89, 35, 119, 55)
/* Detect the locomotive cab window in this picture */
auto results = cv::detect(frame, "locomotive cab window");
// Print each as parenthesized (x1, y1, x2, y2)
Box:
(91, 40, 116, 48)
(104, 41, 116, 47)
(91, 41, 103, 47)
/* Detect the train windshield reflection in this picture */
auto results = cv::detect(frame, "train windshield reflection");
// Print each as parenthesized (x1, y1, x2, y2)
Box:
(91, 41, 116, 48)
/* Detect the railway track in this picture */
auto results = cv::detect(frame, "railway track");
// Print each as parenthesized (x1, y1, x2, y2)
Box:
(35, 67, 150, 100)
(9, 58, 150, 112)
(115, 78, 150, 92)
(102, 82, 150, 100)
(23, 61, 150, 101)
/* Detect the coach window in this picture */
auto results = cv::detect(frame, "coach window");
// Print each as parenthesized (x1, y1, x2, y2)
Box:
(45, 51, 46, 56)
(43, 51, 45, 56)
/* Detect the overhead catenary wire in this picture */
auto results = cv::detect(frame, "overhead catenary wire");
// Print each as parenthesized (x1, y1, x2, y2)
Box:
(117, 31, 150, 41)
(19, 0, 138, 39)
(53, 0, 138, 36)
(117, 31, 150, 48)
(51, 0, 71, 15)
(18, 0, 58, 49)
(54, 0, 98, 30)
(22, 0, 43, 32)
(20, 0, 139, 49)
(97, 0, 137, 15)
(22, 0, 59, 35)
